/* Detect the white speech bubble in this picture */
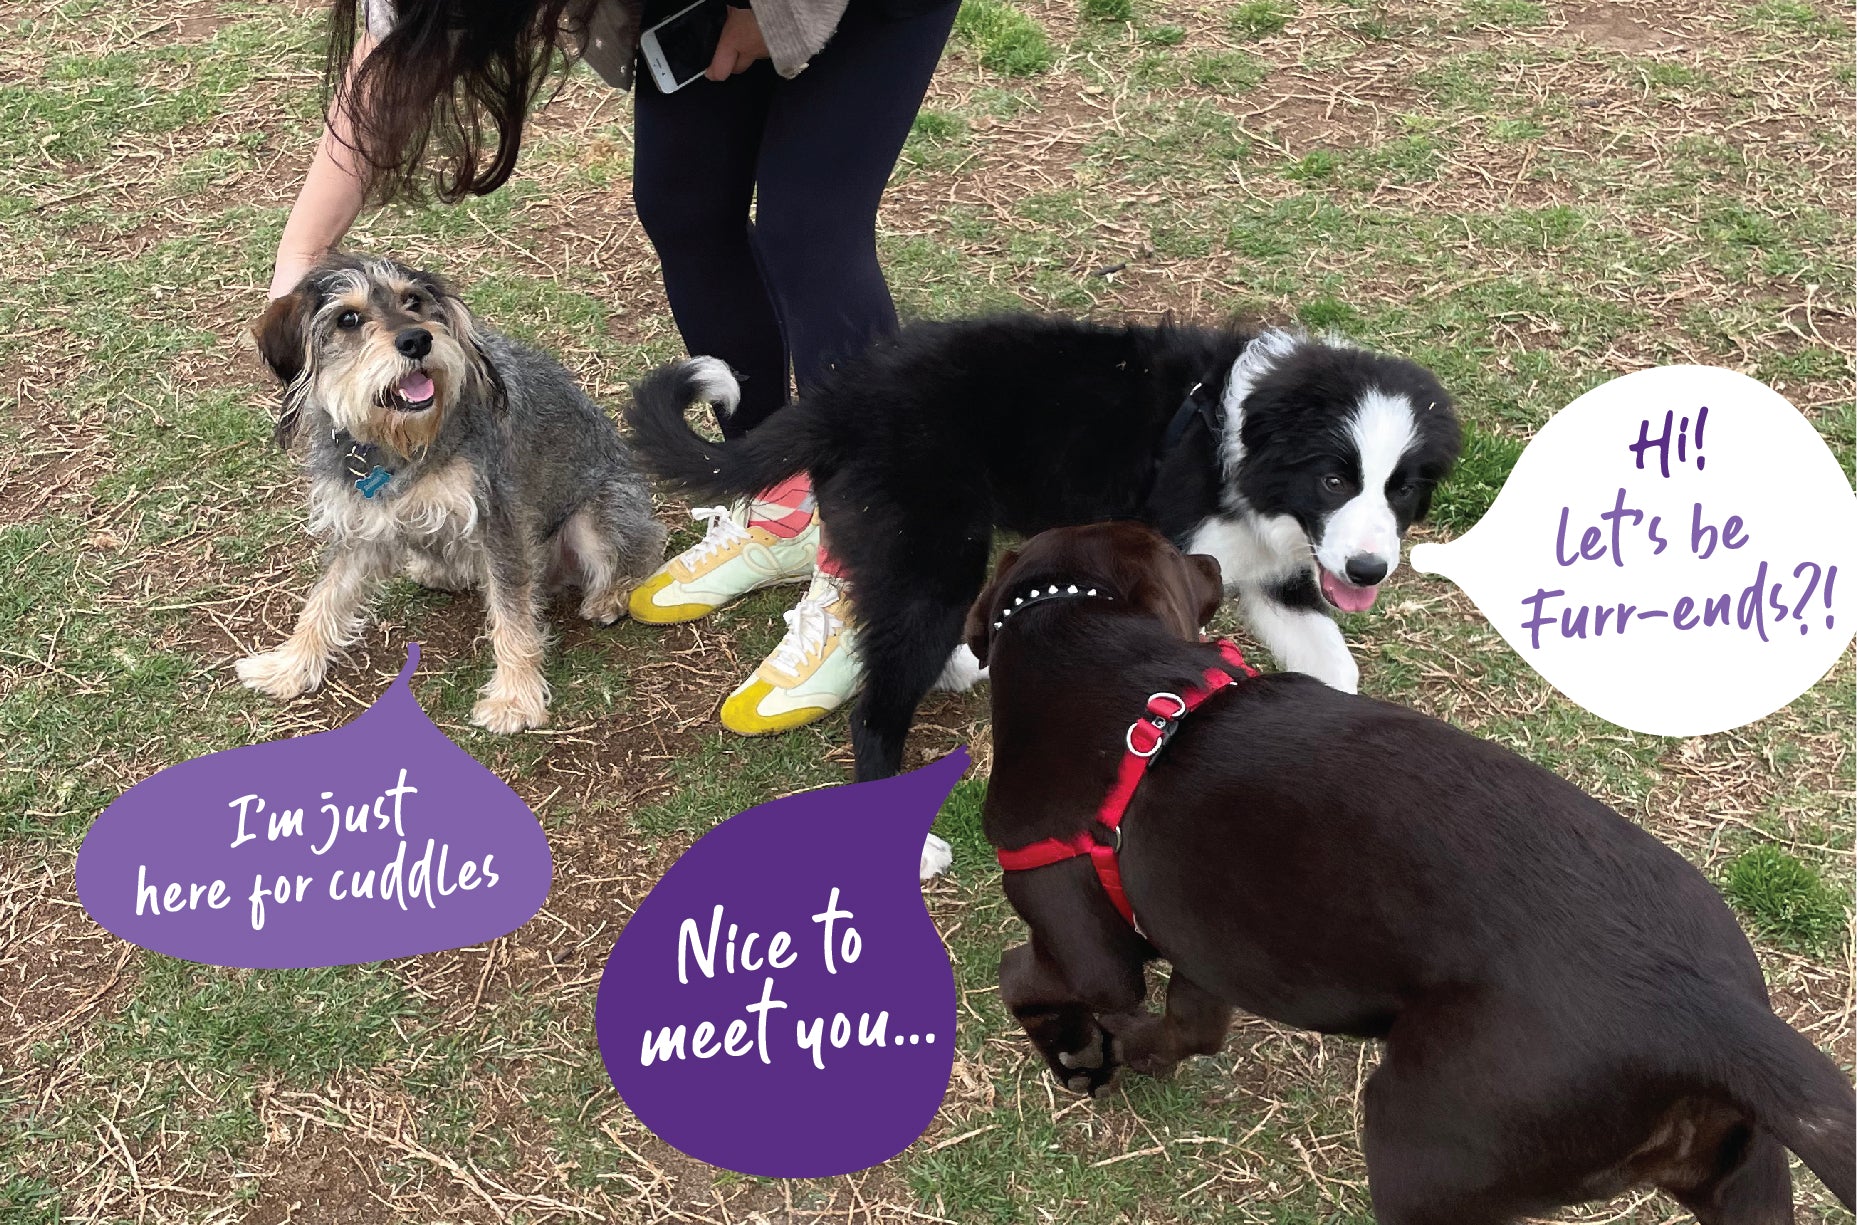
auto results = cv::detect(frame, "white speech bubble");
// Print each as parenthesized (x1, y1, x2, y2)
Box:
(1412, 366, 1856, 737)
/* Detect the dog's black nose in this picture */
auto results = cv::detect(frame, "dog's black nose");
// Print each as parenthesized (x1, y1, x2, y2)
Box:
(395, 328, 432, 359)
(1345, 556, 1388, 586)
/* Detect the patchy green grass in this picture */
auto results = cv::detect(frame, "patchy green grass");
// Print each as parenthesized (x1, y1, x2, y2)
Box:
(1080, 0, 1134, 23)
(1228, 0, 1293, 39)
(954, 0, 1054, 75)
(1430, 423, 1526, 533)
(1723, 845, 1850, 954)
(2, 0, 1852, 1221)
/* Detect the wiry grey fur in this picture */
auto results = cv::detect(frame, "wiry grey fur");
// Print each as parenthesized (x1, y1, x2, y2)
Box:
(240, 253, 665, 732)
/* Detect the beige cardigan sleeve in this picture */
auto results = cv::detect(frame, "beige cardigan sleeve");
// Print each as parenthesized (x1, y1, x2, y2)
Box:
(585, 0, 850, 83)
(751, 0, 852, 77)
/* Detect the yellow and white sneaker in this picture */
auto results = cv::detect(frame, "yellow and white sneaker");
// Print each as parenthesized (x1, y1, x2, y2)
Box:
(720, 569, 863, 735)
(628, 500, 819, 625)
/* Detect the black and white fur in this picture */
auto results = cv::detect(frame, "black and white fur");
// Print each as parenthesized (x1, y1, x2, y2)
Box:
(241, 253, 665, 732)
(626, 315, 1460, 780)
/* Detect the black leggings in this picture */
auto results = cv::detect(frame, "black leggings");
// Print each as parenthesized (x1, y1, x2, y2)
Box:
(632, 0, 959, 438)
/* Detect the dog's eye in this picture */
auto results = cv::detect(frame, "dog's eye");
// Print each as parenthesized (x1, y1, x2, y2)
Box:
(403, 293, 422, 312)
(1321, 473, 1347, 493)
(336, 310, 362, 330)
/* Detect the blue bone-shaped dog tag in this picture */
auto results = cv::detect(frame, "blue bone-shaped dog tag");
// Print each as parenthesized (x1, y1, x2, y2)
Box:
(355, 467, 392, 498)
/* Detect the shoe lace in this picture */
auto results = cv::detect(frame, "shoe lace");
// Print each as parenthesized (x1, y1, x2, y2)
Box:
(686, 504, 750, 565)
(768, 587, 842, 678)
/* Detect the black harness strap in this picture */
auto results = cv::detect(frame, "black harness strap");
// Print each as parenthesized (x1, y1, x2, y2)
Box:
(1140, 379, 1225, 508)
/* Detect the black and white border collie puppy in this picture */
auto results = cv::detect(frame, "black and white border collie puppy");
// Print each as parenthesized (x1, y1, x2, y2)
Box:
(1185, 328, 1460, 692)
(627, 316, 1461, 782)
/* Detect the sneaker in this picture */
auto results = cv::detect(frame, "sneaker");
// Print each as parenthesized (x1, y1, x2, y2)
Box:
(628, 500, 819, 625)
(720, 569, 863, 735)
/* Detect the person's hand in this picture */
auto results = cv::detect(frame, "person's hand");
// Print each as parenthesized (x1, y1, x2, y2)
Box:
(706, 5, 768, 80)
(269, 248, 323, 300)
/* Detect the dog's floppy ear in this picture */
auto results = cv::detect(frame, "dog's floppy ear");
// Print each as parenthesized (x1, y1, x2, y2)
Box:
(1128, 557, 1210, 643)
(254, 287, 318, 449)
(964, 547, 1021, 664)
(1185, 553, 1224, 629)
(1413, 483, 1435, 523)
(253, 289, 313, 387)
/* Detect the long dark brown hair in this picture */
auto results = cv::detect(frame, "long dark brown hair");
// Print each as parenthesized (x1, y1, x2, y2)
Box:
(324, 0, 592, 203)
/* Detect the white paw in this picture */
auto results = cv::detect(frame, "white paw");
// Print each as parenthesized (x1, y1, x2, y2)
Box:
(933, 644, 989, 693)
(1318, 644, 1361, 693)
(919, 833, 953, 881)
(1287, 643, 1359, 693)
(1267, 616, 1361, 694)
(235, 649, 323, 700)
(579, 588, 628, 625)
(470, 692, 550, 734)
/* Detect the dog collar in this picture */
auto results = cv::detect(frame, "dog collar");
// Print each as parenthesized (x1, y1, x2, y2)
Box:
(994, 638, 1257, 932)
(987, 580, 1113, 633)
(333, 430, 396, 499)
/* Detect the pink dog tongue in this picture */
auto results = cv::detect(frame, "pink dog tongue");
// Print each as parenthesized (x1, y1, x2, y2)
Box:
(1321, 570, 1380, 613)
(398, 371, 435, 403)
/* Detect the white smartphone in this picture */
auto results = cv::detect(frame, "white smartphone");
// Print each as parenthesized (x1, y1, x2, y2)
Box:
(639, 0, 729, 93)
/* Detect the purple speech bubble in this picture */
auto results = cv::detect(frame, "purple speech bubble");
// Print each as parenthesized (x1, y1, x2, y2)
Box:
(596, 751, 964, 1178)
(75, 644, 552, 969)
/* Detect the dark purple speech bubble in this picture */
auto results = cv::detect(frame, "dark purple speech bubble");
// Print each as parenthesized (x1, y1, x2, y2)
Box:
(596, 751, 964, 1178)
(75, 644, 552, 969)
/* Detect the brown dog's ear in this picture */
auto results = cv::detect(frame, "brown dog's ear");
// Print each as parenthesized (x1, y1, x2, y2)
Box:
(253, 289, 312, 386)
(1186, 553, 1224, 629)
(1129, 548, 1218, 642)
(964, 547, 1021, 664)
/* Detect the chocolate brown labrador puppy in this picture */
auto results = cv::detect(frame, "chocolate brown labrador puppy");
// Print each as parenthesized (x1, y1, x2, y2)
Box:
(968, 522, 1854, 1225)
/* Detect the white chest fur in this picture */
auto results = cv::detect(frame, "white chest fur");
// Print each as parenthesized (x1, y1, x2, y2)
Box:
(306, 457, 482, 547)
(1186, 512, 1309, 591)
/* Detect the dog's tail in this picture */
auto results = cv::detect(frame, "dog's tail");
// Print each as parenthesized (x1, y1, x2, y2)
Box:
(624, 357, 823, 502)
(1689, 990, 1856, 1207)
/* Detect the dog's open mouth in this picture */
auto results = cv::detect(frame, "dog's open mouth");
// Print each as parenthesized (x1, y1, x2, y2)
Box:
(1319, 568, 1380, 613)
(377, 370, 436, 413)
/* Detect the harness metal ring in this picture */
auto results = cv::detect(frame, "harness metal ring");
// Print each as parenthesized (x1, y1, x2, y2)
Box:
(1146, 691, 1187, 719)
(1125, 715, 1167, 757)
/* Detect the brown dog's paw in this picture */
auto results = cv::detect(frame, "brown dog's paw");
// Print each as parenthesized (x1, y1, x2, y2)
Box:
(1048, 1024, 1121, 1095)
(1057, 1027, 1107, 1070)
(1060, 1062, 1119, 1096)
(1098, 1010, 1179, 1079)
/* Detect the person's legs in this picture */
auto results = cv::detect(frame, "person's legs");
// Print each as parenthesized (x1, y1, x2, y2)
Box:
(718, 0, 961, 742)
(749, 0, 958, 575)
(628, 62, 821, 626)
(632, 63, 787, 435)
(745, 0, 961, 421)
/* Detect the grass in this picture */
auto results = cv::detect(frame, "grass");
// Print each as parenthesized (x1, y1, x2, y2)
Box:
(1, 0, 1852, 1221)
(954, 0, 1054, 75)
(1228, 0, 1293, 39)
(1430, 423, 1527, 534)
(1723, 845, 1850, 954)
(1080, 0, 1134, 22)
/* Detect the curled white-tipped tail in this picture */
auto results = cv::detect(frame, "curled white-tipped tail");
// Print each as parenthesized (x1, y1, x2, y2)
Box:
(625, 356, 820, 502)
(683, 356, 741, 416)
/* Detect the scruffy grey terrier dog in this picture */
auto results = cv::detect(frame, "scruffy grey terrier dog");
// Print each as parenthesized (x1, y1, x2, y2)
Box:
(240, 253, 665, 732)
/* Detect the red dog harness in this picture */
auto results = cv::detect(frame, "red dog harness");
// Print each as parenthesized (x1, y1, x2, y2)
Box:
(995, 639, 1257, 930)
